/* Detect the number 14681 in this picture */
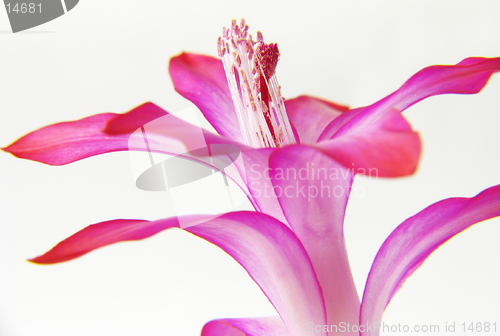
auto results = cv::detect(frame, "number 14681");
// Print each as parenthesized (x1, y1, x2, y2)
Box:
(6, 3, 41, 14)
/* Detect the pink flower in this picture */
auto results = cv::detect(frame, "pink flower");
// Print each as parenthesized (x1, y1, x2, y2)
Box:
(3, 20, 500, 336)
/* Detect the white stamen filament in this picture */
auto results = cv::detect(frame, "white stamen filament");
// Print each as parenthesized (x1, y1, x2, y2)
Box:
(218, 19, 296, 148)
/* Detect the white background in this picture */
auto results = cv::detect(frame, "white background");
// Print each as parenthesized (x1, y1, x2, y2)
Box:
(1, 1, 500, 335)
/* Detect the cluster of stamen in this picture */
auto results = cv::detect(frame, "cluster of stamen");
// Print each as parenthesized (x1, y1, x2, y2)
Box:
(218, 19, 296, 148)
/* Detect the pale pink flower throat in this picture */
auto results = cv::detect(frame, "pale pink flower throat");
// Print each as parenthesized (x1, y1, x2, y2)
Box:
(218, 19, 296, 148)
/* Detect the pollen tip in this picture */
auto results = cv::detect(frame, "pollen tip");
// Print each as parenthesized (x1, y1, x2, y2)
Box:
(256, 42, 280, 79)
(217, 36, 224, 57)
(256, 31, 263, 42)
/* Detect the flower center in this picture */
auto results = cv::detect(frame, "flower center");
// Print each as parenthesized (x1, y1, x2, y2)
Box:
(218, 19, 296, 148)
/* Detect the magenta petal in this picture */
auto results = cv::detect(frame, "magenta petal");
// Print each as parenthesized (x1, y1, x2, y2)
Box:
(3, 111, 126, 165)
(202, 317, 288, 336)
(360, 185, 500, 336)
(2, 102, 220, 165)
(29, 218, 180, 264)
(185, 212, 327, 336)
(269, 145, 359, 330)
(169, 53, 242, 142)
(285, 95, 349, 144)
(30, 212, 327, 336)
(3, 101, 244, 168)
(317, 109, 421, 177)
(320, 57, 500, 140)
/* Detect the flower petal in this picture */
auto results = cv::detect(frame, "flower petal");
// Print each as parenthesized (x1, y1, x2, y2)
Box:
(2, 102, 230, 165)
(316, 109, 421, 177)
(3, 111, 127, 165)
(269, 145, 359, 331)
(284, 95, 348, 144)
(201, 317, 288, 336)
(30, 212, 327, 336)
(316, 57, 500, 177)
(185, 212, 327, 336)
(320, 56, 500, 140)
(360, 185, 500, 336)
(28, 218, 179, 264)
(169, 53, 242, 142)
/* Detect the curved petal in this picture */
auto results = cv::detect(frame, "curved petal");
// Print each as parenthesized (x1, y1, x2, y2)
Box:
(316, 109, 421, 177)
(360, 185, 500, 336)
(185, 212, 327, 336)
(320, 56, 500, 141)
(30, 212, 327, 336)
(269, 145, 359, 332)
(2, 102, 238, 165)
(201, 317, 288, 336)
(3, 112, 128, 165)
(29, 218, 179, 264)
(169, 53, 242, 142)
(284, 95, 348, 144)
